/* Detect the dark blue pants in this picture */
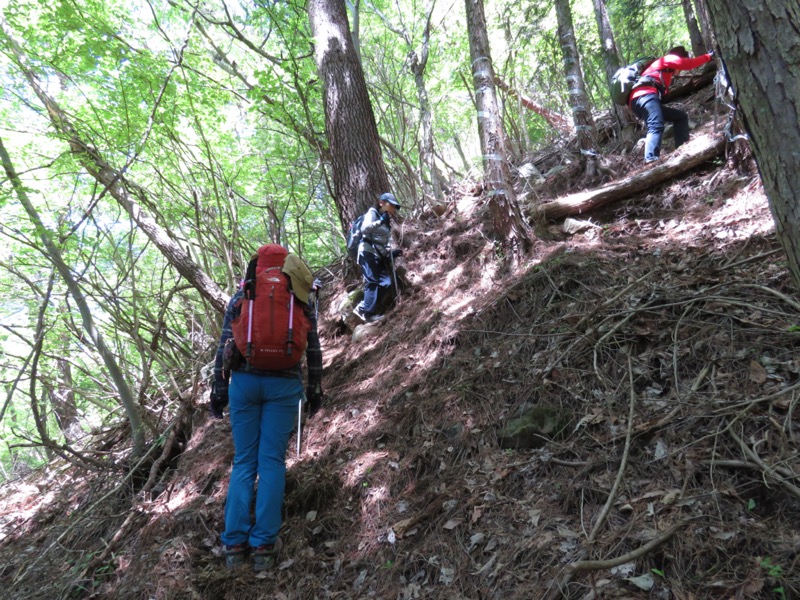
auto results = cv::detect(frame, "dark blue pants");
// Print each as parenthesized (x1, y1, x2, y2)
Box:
(632, 94, 690, 161)
(357, 251, 392, 315)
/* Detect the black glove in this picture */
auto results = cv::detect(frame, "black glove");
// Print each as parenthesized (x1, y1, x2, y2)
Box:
(708, 50, 715, 57)
(391, 248, 403, 259)
(305, 385, 323, 419)
(209, 380, 228, 419)
(312, 278, 323, 291)
(380, 212, 391, 226)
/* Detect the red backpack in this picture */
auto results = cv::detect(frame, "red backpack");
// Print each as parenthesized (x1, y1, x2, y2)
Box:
(231, 245, 310, 371)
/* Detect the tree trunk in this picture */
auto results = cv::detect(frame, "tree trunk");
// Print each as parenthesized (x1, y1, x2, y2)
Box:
(464, 0, 529, 254)
(555, 0, 598, 175)
(308, 0, 391, 227)
(410, 35, 446, 205)
(53, 332, 79, 443)
(592, 0, 621, 78)
(591, 0, 633, 138)
(694, 0, 717, 53)
(346, 0, 362, 62)
(682, 0, 707, 55)
(704, 0, 800, 289)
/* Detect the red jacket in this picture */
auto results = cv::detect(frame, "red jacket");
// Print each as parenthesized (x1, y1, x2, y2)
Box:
(629, 52, 713, 104)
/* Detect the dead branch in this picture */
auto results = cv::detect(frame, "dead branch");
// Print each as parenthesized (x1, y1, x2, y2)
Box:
(566, 520, 691, 572)
(728, 428, 800, 501)
(495, 77, 571, 134)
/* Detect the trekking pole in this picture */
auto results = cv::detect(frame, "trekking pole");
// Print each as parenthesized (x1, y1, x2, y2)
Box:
(296, 395, 304, 457)
(312, 278, 323, 320)
(388, 249, 400, 305)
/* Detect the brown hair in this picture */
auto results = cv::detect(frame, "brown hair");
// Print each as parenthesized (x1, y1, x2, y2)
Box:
(668, 46, 689, 58)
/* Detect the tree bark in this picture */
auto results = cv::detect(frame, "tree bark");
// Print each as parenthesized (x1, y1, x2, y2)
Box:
(704, 0, 800, 289)
(308, 0, 391, 227)
(534, 133, 726, 221)
(591, 0, 633, 135)
(555, 0, 598, 175)
(410, 21, 446, 205)
(464, 0, 529, 254)
(682, 0, 707, 55)
(694, 0, 717, 54)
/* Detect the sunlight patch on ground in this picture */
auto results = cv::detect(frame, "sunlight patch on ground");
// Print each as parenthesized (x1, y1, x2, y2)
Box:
(342, 450, 388, 488)
(0, 483, 55, 542)
(664, 185, 772, 247)
(154, 487, 197, 514)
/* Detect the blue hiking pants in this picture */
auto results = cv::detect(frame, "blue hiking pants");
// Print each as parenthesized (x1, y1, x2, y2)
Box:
(631, 94, 690, 161)
(357, 250, 392, 316)
(221, 371, 302, 548)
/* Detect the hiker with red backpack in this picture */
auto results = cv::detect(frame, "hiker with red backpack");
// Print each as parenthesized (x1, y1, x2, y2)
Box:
(209, 244, 323, 571)
(353, 192, 402, 323)
(629, 46, 714, 163)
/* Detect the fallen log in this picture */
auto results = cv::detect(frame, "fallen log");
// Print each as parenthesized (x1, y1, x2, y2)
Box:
(534, 132, 727, 221)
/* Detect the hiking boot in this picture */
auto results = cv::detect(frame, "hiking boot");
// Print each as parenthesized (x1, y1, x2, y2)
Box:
(364, 313, 384, 323)
(353, 306, 367, 321)
(252, 537, 283, 572)
(223, 543, 247, 569)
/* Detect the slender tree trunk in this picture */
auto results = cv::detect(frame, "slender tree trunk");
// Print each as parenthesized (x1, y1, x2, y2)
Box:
(409, 25, 446, 204)
(704, 0, 800, 288)
(682, 0, 707, 55)
(593, 0, 621, 81)
(346, 0, 362, 62)
(0, 23, 229, 315)
(53, 331, 79, 443)
(591, 0, 633, 137)
(0, 137, 146, 454)
(464, 0, 528, 254)
(555, 0, 598, 175)
(694, 0, 716, 53)
(309, 0, 391, 227)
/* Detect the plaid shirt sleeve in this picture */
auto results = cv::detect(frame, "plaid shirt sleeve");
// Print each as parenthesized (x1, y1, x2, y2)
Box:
(213, 290, 242, 388)
(305, 306, 323, 393)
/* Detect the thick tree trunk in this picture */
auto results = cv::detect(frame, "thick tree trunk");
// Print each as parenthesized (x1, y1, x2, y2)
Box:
(555, 0, 598, 175)
(682, 0, 707, 55)
(534, 133, 726, 221)
(309, 0, 391, 227)
(464, 0, 529, 254)
(704, 0, 800, 288)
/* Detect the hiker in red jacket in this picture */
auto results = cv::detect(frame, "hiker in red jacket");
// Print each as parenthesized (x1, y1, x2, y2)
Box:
(629, 46, 714, 163)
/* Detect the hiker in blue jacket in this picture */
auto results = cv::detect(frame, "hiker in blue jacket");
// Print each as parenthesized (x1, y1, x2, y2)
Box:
(209, 247, 323, 571)
(353, 192, 402, 323)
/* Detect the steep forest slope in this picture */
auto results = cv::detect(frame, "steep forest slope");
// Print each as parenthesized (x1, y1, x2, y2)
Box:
(1, 88, 798, 600)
